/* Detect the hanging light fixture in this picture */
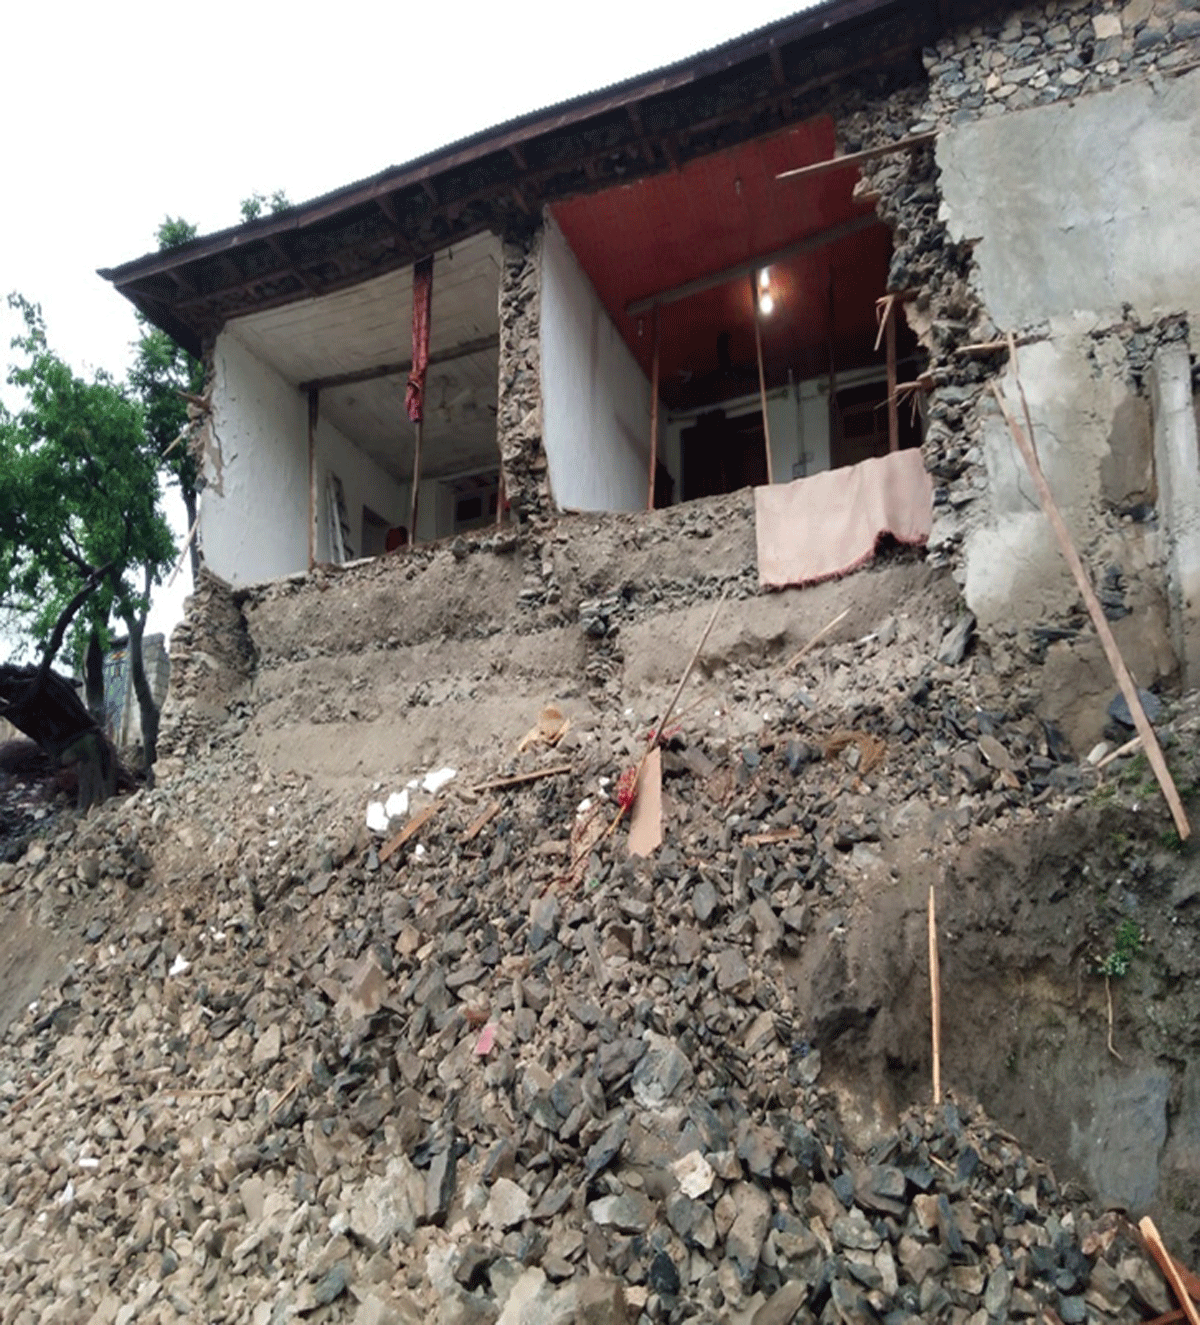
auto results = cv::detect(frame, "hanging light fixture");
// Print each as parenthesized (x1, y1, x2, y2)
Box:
(757, 268, 775, 316)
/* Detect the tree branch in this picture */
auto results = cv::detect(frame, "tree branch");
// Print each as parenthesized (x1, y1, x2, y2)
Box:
(33, 561, 112, 692)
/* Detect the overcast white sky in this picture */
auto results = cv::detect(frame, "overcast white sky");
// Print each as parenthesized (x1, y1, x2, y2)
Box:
(0, 0, 814, 645)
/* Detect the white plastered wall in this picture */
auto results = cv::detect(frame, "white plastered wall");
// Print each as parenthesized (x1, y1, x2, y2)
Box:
(539, 215, 653, 511)
(204, 330, 406, 584)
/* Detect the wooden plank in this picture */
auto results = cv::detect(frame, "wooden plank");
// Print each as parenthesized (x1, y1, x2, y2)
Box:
(1139, 1218, 1200, 1325)
(647, 305, 661, 511)
(461, 800, 501, 844)
(776, 130, 937, 182)
(379, 802, 440, 864)
(626, 213, 879, 316)
(752, 273, 775, 485)
(472, 763, 574, 793)
(929, 883, 942, 1105)
(307, 389, 319, 571)
(991, 363, 1190, 840)
(298, 333, 498, 393)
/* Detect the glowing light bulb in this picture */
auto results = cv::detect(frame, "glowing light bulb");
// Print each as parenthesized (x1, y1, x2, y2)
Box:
(759, 292, 775, 316)
(758, 268, 770, 290)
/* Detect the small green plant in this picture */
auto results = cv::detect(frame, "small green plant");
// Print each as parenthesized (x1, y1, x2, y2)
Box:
(1096, 920, 1142, 978)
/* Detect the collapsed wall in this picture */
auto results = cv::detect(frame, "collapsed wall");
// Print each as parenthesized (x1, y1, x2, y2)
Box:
(848, 0, 1200, 752)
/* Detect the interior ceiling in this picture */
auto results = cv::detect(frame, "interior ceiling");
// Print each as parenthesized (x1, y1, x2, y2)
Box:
(226, 232, 501, 483)
(550, 115, 895, 411)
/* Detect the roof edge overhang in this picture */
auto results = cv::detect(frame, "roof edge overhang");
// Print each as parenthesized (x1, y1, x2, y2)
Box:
(100, 0, 998, 357)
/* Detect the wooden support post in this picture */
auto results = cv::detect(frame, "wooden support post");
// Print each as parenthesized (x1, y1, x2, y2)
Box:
(751, 274, 774, 486)
(991, 351, 1190, 840)
(307, 389, 319, 570)
(928, 882, 942, 1105)
(409, 420, 423, 549)
(647, 305, 661, 511)
(886, 300, 899, 453)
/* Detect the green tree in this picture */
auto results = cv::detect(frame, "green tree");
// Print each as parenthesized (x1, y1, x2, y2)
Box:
(239, 189, 292, 222)
(0, 295, 176, 781)
(129, 215, 205, 582)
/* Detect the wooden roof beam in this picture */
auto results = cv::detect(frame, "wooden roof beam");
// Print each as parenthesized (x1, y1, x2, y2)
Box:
(298, 332, 500, 394)
(626, 212, 881, 316)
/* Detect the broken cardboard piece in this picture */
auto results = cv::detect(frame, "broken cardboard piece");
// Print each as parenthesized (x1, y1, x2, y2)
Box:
(517, 703, 570, 753)
(627, 747, 663, 858)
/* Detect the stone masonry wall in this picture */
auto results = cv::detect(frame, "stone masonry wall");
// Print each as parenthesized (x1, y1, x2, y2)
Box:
(843, 0, 1200, 747)
(496, 230, 553, 527)
(156, 570, 257, 765)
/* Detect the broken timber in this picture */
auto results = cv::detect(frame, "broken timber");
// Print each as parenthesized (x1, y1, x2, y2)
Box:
(775, 131, 937, 182)
(991, 347, 1190, 840)
(379, 802, 440, 864)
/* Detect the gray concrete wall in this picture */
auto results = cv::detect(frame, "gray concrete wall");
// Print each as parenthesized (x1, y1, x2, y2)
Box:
(938, 69, 1200, 347)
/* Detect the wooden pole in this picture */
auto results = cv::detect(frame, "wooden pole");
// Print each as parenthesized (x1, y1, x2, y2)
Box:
(1139, 1218, 1200, 1325)
(990, 359, 1190, 840)
(885, 299, 899, 453)
(928, 882, 942, 1105)
(775, 130, 938, 182)
(307, 388, 319, 570)
(751, 274, 775, 486)
(409, 420, 423, 549)
(647, 305, 661, 511)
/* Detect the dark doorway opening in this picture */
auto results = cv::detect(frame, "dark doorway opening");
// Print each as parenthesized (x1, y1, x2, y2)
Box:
(681, 409, 770, 501)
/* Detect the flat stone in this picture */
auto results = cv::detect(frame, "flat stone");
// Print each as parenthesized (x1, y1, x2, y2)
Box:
(725, 1183, 772, 1284)
(252, 1023, 282, 1068)
(631, 1033, 693, 1108)
(671, 1150, 715, 1200)
(752, 1280, 808, 1325)
(484, 1177, 532, 1231)
(588, 1191, 654, 1234)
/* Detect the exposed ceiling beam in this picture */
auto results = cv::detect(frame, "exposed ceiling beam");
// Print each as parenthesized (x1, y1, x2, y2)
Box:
(265, 236, 319, 295)
(776, 130, 938, 182)
(298, 333, 500, 394)
(625, 212, 883, 316)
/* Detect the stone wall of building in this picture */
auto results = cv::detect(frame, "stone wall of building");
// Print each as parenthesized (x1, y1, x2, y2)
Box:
(844, 0, 1200, 747)
(156, 570, 257, 765)
(496, 230, 553, 527)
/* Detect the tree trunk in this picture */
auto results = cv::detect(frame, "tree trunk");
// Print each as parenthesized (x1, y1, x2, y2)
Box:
(84, 628, 105, 725)
(182, 485, 200, 583)
(123, 609, 160, 780)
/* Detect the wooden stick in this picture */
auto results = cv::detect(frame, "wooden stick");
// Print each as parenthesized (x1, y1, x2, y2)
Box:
(6, 1065, 65, 1117)
(928, 883, 942, 1105)
(1105, 975, 1122, 1061)
(307, 388, 319, 571)
(775, 130, 937, 182)
(379, 801, 440, 864)
(654, 590, 727, 748)
(461, 800, 501, 844)
(953, 336, 1040, 357)
(751, 275, 774, 485)
(773, 607, 851, 678)
(1139, 1217, 1200, 1325)
(647, 305, 660, 511)
(166, 513, 201, 587)
(1096, 735, 1143, 771)
(886, 301, 899, 454)
(990, 362, 1190, 840)
(471, 763, 574, 793)
(409, 419, 423, 550)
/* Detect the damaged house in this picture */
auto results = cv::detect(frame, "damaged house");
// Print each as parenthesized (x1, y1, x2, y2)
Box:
(102, 0, 1200, 752)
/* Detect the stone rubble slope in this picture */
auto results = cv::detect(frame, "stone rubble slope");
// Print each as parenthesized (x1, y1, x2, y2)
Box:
(0, 592, 1194, 1324)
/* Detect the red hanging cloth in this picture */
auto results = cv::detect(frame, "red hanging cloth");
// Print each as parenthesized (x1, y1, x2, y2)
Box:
(405, 255, 434, 424)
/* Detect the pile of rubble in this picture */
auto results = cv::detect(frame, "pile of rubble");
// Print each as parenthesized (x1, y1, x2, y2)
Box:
(0, 612, 1195, 1323)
